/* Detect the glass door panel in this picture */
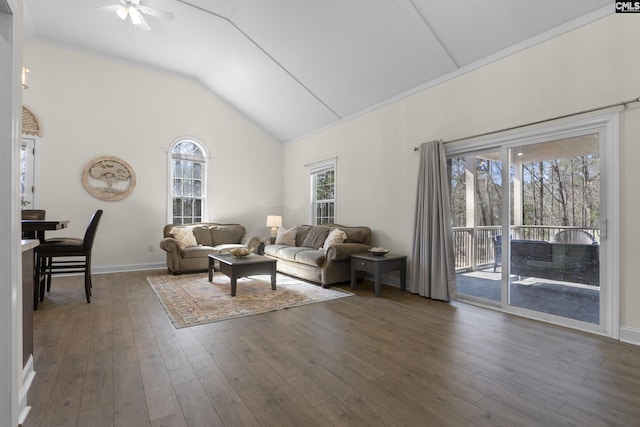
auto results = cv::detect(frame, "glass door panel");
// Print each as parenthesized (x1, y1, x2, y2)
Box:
(507, 134, 601, 324)
(449, 150, 503, 304)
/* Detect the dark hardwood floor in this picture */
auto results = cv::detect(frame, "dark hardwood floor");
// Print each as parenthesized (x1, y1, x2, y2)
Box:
(23, 270, 640, 427)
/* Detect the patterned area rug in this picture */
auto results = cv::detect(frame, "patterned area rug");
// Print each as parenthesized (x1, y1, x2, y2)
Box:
(147, 273, 353, 328)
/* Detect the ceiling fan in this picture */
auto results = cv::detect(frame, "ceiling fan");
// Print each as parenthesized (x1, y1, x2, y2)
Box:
(101, 0, 174, 32)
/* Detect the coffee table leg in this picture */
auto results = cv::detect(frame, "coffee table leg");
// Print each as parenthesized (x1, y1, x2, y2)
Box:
(350, 258, 356, 290)
(208, 257, 214, 282)
(230, 276, 237, 297)
(271, 264, 276, 290)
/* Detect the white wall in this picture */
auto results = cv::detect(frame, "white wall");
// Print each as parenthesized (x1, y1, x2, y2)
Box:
(283, 14, 640, 335)
(22, 40, 282, 272)
(2, 0, 23, 425)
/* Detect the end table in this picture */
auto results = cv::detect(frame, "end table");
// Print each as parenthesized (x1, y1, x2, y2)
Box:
(350, 253, 407, 297)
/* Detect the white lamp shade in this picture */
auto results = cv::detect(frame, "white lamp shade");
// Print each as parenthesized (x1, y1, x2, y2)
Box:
(266, 215, 282, 238)
(266, 215, 283, 228)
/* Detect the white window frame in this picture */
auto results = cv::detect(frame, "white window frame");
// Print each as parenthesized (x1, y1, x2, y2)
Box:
(309, 158, 337, 225)
(446, 113, 619, 339)
(167, 138, 208, 224)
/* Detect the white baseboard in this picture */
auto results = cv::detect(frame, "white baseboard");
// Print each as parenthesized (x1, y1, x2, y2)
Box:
(619, 326, 640, 346)
(18, 356, 35, 426)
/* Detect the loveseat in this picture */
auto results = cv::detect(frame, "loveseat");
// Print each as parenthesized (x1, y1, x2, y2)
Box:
(160, 223, 260, 274)
(264, 224, 372, 287)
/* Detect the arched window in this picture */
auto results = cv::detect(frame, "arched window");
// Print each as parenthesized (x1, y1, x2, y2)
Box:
(169, 138, 207, 224)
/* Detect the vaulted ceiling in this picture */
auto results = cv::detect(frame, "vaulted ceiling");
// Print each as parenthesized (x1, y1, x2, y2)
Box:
(23, 0, 611, 142)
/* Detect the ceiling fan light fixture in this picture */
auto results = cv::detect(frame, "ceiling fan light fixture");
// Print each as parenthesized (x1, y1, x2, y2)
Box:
(129, 8, 142, 25)
(102, 0, 172, 32)
(115, 6, 128, 20)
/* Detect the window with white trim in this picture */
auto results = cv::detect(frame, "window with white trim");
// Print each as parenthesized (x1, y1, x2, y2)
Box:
(310, 159, 336, 225)
(169, 139, 207, 224)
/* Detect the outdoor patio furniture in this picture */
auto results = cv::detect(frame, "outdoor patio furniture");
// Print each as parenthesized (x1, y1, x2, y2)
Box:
(553, 229, 596, 244)
(510, 239, 599, 286)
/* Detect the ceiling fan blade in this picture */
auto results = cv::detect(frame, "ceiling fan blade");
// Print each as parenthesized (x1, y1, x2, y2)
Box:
(98, 4, 129, 20)
(139, 5, 174, 21)
(98, 5, 123, 13)
(135, 12, 151, 31)
(115, 5, 129, 20)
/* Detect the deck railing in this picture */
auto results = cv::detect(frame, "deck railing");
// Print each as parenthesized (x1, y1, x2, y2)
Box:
(452, 225, 600, 271)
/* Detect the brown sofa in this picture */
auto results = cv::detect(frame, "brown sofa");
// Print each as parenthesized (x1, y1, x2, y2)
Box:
(160, 223, 260, 274)
(264, 224, 372, 286)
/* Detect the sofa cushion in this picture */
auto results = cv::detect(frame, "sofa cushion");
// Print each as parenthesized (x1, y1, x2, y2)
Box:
(170, 227, 198, 249)
(265, 245, 326, 267)
(181, 246, 216, 258)
(264, 244, 287, 257)
(275, 226, 297, 245)
(295, 225, 311, 247)
(210, 225, 245, 246)
(301, 226, 331, 249)
(294, 249, 326, 267)
(275, 246, 310, 262)
(192, 225, 213, 246)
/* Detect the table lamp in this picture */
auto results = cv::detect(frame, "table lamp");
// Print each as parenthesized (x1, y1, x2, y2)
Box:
(266, 215, 282, 238)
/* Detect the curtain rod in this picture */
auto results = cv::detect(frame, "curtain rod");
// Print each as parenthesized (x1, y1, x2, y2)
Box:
(413, 96, 640, 151)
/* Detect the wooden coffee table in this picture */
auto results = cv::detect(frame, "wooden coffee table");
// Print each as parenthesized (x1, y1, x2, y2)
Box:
(208, 253, 277, 296)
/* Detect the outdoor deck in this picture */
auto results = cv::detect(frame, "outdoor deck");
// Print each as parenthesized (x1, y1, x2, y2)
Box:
(457, 268, 599, 324)
(454, 226, 600, 324)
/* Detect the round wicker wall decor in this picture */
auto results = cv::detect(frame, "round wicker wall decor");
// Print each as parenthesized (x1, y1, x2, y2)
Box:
(82, 156, 136, 201)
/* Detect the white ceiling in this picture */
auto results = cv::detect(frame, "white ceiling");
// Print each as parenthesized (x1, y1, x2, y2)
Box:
(23, 0, 612, 142)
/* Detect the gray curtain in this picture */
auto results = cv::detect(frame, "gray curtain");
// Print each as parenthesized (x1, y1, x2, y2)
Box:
(410, 140, 457, 301)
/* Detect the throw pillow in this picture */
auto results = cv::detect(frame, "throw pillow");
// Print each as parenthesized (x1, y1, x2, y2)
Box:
(170, 227, 198, 249)
(191, 225, 212, 246)
(275, 226, 297, 245)
(301, 225, 331, 249)
(323, 228, 347, 251)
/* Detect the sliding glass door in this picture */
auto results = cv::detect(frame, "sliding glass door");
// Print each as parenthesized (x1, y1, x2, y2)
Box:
(448, 114, 618, 336)
(507, 135, 600, 324)
(449, 150, 504, 305)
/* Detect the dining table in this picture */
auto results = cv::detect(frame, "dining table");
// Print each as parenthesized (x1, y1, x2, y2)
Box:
(21, 219, 70, 242)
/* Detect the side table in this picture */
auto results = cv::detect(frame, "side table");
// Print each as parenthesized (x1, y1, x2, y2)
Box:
(350, 253, 407, 297)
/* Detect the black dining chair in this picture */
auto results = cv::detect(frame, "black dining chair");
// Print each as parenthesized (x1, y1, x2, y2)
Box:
(35, 210, 103, 304)
(21, 209, 46, 239)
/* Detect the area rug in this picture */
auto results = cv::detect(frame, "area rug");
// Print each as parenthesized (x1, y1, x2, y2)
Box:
(147, 273, 353, 328)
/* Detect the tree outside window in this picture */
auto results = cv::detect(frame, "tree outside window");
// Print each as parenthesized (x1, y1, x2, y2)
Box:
(170, 139, 206, 224)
